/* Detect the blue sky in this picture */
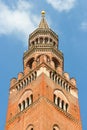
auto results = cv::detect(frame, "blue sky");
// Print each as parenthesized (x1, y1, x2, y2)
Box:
(0, 0, 87, 129)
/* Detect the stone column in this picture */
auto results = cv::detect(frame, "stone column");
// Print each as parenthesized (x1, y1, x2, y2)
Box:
(29, 96, 32, 105)
(59, 100, 62, 108)
(64, 103, 66, 111)
(38, 38, 40, 44)
(25, 99, 28, 108)
(54, 74, 56, 82)
(55, 96, 57, 105)
(48, 37, 50, 44)
(21, 103, 23, 111)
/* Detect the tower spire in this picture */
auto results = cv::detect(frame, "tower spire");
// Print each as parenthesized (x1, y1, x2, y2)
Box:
(39, 10, 49, 29)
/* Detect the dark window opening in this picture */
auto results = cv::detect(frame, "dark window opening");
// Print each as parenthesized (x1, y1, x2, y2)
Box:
(40, 37, 43, 43)
(52, 57, 60, 69)
(45, 37, 48, 43)
(66, 103, 68, 112)
(26, 58, 34, 69)
(36, 38, 38, 44)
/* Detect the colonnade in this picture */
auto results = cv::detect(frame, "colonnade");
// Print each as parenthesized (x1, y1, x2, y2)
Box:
(30, 37, 56, 47)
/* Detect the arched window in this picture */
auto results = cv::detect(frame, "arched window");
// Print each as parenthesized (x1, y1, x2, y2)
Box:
(26, 58, 34, 69)
(50, 38, 52, 42)
(22, 100, 25, 110)
(45, 37, 48, 43)
(18, 90, 33, 112)
(53, 41, 56, 47)
(66, 103, 68, 112)
(52, 57, 60, 69)
(26, 124, 34, 130)
(32, 41, 34, 46)
(18, 103, 21, 111)
(52, 73, 54, 80)
(16, 86, 18, 90)
(30, 94, 33, 104)
(36, 38, 38, 44)
(21, 82, 23, 88)
(32, 73, 34, 80)
(54, 94, 56, 104)
(54, 90, 69, 112)
(40, 37, 43, 43)
(26, 97, 29, 107)
(61, 100, 64, 109)
(57, 97, 60, 107)
(53, 124, 59, 130)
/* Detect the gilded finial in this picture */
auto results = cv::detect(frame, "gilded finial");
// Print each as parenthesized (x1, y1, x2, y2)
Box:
(41, 10, 45, 17)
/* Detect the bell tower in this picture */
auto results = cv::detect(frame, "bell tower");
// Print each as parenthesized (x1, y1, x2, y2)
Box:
(5, 11, 82, 130)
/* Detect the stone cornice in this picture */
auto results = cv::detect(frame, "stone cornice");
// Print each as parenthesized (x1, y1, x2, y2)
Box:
(29, 28, 58, 40)
(23, 46, 63, 61)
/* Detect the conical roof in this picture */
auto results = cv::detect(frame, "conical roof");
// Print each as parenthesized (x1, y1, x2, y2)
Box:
(39, 11, 49, 29)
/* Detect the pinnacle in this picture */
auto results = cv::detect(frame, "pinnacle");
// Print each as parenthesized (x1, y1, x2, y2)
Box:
(39, 11, 49, 29)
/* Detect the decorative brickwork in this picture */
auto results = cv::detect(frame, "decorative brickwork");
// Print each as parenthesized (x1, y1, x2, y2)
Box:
(5, 11, 82, 130)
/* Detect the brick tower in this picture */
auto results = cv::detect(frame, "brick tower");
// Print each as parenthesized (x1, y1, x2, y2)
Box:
(5, 11, 82, 130)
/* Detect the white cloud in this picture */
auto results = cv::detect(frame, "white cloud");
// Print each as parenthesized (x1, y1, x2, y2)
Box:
(80, 21, 87, 31)
(46, 0, 76, 12)
(0, 0, 40, 43)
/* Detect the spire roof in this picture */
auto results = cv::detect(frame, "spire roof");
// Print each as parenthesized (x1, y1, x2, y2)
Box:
(39, 11, 49, 29)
